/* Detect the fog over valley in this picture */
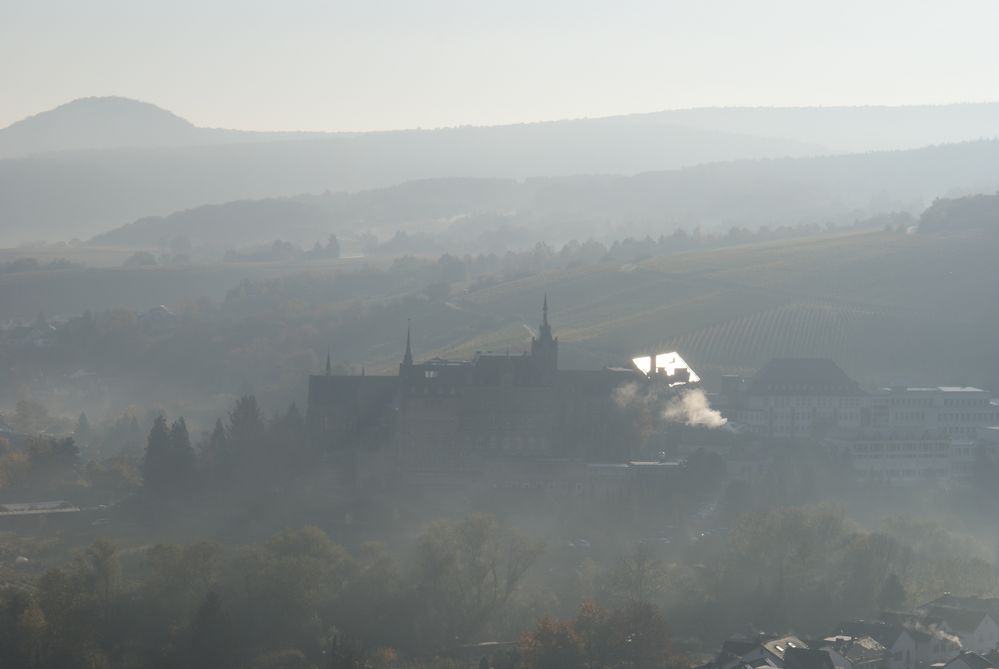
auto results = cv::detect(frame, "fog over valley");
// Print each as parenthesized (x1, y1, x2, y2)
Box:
(3, 4, 999, 669)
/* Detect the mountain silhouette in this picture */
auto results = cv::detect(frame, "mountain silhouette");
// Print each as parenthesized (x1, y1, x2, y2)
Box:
(4, 97, 999, 244)
(0, 96, 324, 158)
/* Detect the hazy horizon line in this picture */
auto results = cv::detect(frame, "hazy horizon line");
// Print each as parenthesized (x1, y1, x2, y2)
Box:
(7, 95, 999, 136)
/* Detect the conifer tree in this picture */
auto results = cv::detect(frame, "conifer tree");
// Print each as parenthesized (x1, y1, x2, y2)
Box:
(143, 415, 171, 493)
(228, 396, 263, 446)
(188, 591, 236, 669)
(169, 418, 197, 487)
(204, 418, 228, 474)
(74, 412, 91, 447)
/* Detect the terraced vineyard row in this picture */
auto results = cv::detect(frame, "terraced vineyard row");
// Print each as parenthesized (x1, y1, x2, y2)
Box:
(661, 301, 917, 382)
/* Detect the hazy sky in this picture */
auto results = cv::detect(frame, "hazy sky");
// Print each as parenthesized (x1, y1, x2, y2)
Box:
(2, 0, 998, 132)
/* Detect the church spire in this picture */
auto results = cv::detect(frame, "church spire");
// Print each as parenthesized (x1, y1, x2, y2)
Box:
(325, 348, 332, 376)
(531, 292, 558, 383)
(403, 321, 413, 367)
(538, 293, 552, 341)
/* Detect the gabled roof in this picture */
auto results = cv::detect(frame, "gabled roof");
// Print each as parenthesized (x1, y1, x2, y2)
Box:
(836, 621, 908, 648)
(928, 607, 992, 634)
(823, 636, 887, 663)
(748, 358, 865, 396)
(945, 652, 996, 669)
(921, 595, 999, 617)
(762, 635, 808, 660)
(784, 648, 835, 669)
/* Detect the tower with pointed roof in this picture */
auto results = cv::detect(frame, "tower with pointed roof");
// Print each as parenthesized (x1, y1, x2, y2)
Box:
(400, 322, 414, 378)
(530, 293, 558, 384)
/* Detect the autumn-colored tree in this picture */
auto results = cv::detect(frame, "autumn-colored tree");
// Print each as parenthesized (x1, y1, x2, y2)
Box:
(523, 602, 682, 669)
(16, 603, 47, 668)
(520, 617, 583, 669)
(415, 514, 544, 645)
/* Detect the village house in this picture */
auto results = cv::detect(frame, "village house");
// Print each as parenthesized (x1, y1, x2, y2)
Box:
(923, 608, 999, 655)
(836, 622, 916, 669)
(820, 635, 889, 669)
(937, 651, 996, 669)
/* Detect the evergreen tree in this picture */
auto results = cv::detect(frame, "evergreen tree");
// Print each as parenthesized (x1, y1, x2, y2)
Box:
(326, 234, 341, 258)
(143, 416, 172, 494)
(50, 437, 80, 468)
(879, 571, 907, 611)
(228, 396, 263, 446)
(169, 418, 197, 488)
(283, 403, 304, 433)
(188, 591, 236, 669)
(326, 632, 361, 669)
(203, 418, 228, 475)
(74, 412, 91, 447)
(143, 416, 198, 495)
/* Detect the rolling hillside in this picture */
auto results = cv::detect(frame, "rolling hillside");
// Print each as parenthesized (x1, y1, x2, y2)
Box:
(7, 98, 999, 159)
(5, 199, 999, 422)
(0, 98, 824, 243)
(82, 140, 999, 255)
(0, 97, 325, 158)
(418, 226, 999, 390)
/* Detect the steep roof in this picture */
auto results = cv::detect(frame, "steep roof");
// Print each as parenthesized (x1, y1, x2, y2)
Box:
(928, 607, 992, 634)
(836, 621, 907, 648)
(784, 649, 835, 669)
(945, 652, 995, 669)
(823, 636, 887, 663)
(921, 595, 999, 617)
(762, 635, 808, 660)
(748, 358, 865, 396)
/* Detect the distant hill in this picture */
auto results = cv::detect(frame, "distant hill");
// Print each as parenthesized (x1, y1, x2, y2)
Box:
(5, 97, 999, 245)
(5, 97, 999, 159)
(0, 109, 823, 243)
(919, 192, 999, 233)
(0, 97, 323, 158)
(92, 199, 336, 249)
(651, 104, 999, 153)
(89, 141, 999, 254)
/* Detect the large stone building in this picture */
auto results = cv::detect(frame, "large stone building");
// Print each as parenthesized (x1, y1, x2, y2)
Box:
(728, 358, 867, 439)
(829, 385, 999, 483)
(307, 297, 698, 469)
(723, 357, 999, 483)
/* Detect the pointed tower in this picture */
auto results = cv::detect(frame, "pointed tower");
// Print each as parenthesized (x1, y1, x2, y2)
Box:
(530, 293, 558, 384)
(400, 321, 414, 378)
(325, 348, 332, 377)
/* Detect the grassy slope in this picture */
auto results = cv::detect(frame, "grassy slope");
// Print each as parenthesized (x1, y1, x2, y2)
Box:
(414, 229, 999, 389)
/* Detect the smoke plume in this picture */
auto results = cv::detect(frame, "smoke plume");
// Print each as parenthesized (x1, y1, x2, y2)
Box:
(662, 388, 728, 428)
(613, 383, 727, 428)
(911, 621, 962, 650)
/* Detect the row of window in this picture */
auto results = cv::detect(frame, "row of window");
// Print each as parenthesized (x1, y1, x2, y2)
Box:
(942, 397, 990, 407)
(852, 442, 948, 453)
(938, 412, 998, 423)
(854, 453, 948, 460)
(756, 397, 863, 408)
